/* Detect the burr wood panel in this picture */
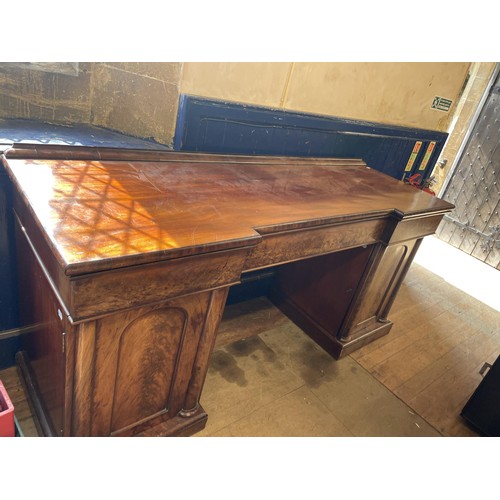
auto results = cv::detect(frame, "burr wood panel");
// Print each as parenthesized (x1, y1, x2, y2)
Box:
(69, 247, 248, 322)
(70, 289, 225, 437)
(110, 307, 188, 433)
(245, 218, 386, 271)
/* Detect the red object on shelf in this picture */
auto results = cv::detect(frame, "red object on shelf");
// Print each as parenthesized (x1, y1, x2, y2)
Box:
(0, 379, 15, 437)
(405, 173, 436, 196)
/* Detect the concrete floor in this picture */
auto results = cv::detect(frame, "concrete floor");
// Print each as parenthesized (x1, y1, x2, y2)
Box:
(198, 297, 440, 437)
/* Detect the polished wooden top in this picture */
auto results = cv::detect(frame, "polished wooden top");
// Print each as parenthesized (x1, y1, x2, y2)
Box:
(2, 147, 454, 275)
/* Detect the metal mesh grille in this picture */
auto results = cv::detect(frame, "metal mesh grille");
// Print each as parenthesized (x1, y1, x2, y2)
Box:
(437, 78, 500, 270)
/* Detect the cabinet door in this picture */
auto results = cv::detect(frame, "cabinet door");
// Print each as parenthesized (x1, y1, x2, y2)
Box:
(342, 240, 420, 338)
(70, 289, 225, 437)
(15, 220, 67, 436)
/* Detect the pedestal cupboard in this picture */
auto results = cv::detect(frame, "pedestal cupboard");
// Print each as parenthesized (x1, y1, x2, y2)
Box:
(1, 145, 453, 436)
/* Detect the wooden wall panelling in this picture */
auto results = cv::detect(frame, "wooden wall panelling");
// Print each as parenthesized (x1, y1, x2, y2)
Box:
(174, 95, 448, 184)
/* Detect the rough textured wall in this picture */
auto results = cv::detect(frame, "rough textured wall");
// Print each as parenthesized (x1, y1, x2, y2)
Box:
(0, 61, 473, 145)
(432, 62, 497, 194)
(181, 62, 471, 132)
(90, 63, 181, 145)
(0, 63, 93, 124)
(181, 62, 292, 107)
(0, 62, 182, 146)
(284, 62, 470, 131)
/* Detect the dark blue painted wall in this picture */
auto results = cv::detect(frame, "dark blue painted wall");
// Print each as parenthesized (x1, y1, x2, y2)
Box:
(174, 95, 448, 183)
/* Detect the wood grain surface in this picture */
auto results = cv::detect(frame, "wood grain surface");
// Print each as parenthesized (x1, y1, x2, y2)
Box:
(3, 149, 453, 277)
(3, 146, 455, 437)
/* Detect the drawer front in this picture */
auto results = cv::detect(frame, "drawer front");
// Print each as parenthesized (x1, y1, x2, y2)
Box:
(245, 218, 387, 271)
(70, 247, 248, 322)
(389, 214, 444, 244)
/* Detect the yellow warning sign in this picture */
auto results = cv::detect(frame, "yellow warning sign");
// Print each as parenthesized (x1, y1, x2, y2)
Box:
(418, 141, 436, 171)
(404, 141, 423, 172)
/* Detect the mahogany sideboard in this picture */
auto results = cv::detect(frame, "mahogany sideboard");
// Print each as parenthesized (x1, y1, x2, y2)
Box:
(0, 144, 454, 437)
